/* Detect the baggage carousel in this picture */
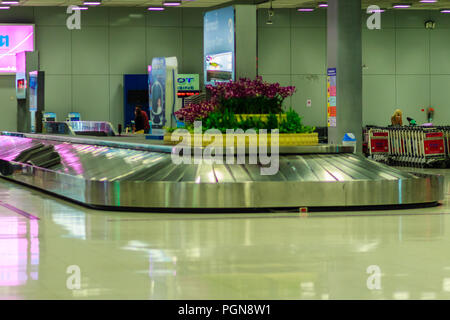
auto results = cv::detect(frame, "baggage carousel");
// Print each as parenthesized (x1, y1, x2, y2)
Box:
(0, 132, 444, 212)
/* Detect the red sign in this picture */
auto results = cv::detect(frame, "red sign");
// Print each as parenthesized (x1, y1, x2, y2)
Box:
(424, 139, 445, 155)
(425, 132, 443, 138)
(372, 132, 388, 137)
(371, 139, 389, 153)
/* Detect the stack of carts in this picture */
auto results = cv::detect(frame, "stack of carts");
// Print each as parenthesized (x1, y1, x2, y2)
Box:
(368, 126, 449, 168)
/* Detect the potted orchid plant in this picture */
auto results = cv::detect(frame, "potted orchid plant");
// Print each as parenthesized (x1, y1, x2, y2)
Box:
(206, 77, 296, 122)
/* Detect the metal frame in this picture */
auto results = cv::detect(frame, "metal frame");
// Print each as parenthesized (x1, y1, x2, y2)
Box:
(0, 134, 444, 211)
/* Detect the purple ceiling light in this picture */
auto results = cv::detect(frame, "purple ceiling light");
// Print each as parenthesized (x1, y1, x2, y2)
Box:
(297, 8, 315, 12)
(148, 7, 165, 11)
(393, 3, 412, 8)
(83, 1, 101, 5)
(164, 1, 181, 6)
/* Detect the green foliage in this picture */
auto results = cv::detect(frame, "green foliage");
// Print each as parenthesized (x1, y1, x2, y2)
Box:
(167, 108, 315, 134)
(278, 109, 316, 134)
(202, 109, 239, 133)
(219, 97, 283, 115)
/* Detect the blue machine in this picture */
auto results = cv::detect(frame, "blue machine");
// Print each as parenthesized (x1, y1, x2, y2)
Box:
(123, 74, 149, 130)
(68, 112, 81, 121)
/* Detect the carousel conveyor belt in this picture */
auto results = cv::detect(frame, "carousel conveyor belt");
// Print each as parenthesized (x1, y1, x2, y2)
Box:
(0, 132, 444, 212)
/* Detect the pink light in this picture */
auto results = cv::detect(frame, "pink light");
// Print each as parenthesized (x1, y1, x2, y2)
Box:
(148, 7, 165, 11)
(297, 8, 315, 12)
(72, 6, 88, 10)
(0, 6, 10, 9)
(420, 0, 436, 2)
(163, 2, 181, 6)
(83, 1, 101, 4)
(318, 3, 328, 7)
(441, 9, 450, 13)
(1, 1, 18, 4)
(393, 4, 411, 8)
(0, 25, 34, 73)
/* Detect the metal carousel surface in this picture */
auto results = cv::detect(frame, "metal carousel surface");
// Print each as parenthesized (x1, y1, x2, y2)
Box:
(0, 132, 444, 211)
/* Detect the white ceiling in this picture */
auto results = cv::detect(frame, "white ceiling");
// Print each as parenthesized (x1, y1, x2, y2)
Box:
(11, 0, 450, 9)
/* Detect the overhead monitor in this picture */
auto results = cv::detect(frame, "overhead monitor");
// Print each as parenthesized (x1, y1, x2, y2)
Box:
(204, 6, 235, 86)
(0, 24, 35, 74)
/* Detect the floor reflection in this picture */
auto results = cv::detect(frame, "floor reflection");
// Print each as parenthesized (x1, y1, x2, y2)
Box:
(0, 217, 39, 288)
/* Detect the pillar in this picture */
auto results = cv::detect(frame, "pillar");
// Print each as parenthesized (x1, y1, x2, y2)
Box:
(327, 0, 363, 152)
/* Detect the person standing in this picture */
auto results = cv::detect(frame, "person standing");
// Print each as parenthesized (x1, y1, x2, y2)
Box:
(134, 105, 150, 134)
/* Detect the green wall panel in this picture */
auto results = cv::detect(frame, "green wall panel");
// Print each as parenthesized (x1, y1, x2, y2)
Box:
(109, 27, 146, 75)
(362, 75, 396, 126)
(0, 76, 17, 132)
(72, 27, 109, 75)
(258, 8, 291, 28)
(362, 29, 395, 75)
(291, 28, 326, 75)
(396, 75, 430, 123)
(395, 10, 433, 28)
(36, 26, 72, 75)
(72, 75, 110, 121)
(396, 29, 430, 75)
(430, 30, 450, 74)
(291, 75, 327, 127)
(290, 9, 326, 28)
(109, 7, 147, 27)
(44, 75, 72, 122)
(146, 27, 182, 64)
(257, 27, 291, 75)
(430, 76, 450, 125)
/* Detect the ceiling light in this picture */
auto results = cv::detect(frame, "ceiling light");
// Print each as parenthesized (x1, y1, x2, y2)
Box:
(1, 1, 18, 4)
(164, 1, 181, 6)
(420, 0, 437, 3)
(318, 2, 328, 8)
(72, 6, 88, 10)
(0, 6, 10, 9)
(297, 8, 315, 12)
(441, 9, 450, 13)
(148, 7, 165, 11)
(83, 1, 101, 5)
(368, 8, 386, 13)
(393, 3, 412, 8)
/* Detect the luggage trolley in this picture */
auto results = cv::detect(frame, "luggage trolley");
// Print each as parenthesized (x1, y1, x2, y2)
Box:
(422, 128, 446, 167)
(368, 128, 390, 163)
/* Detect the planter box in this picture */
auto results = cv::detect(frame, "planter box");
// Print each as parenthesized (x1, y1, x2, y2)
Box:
(164, 132, 319, 147)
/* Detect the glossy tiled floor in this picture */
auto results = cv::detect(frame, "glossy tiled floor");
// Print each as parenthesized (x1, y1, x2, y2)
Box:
(0, 168, 449, 300)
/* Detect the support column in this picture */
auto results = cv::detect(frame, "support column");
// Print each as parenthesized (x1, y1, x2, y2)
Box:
(327, 0, 363, 152)
(235, 5, 257, 79)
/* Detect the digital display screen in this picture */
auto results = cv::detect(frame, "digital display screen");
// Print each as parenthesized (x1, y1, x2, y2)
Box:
(0, 25, 34, 74)
(29, 71, 37, 111)
(204, 7, 235, 86)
